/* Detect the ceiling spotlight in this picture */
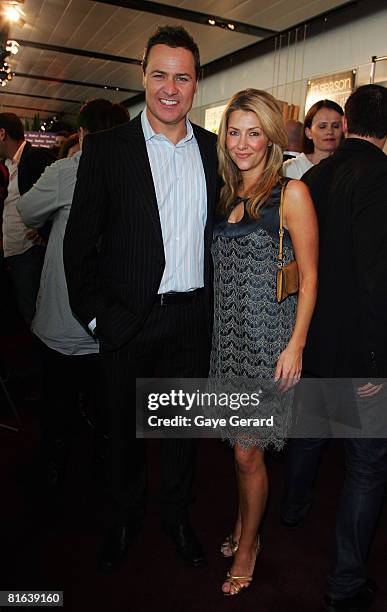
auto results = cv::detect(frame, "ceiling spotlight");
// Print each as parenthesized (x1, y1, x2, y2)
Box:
(208, 19, 216, 26)
(6, 40, 20, 55)
(115, 87, 119, 91)
(227, 23, 235, 31)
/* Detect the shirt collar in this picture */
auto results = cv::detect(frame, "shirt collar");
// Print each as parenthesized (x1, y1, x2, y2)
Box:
(141, 109, 194, 145)
(11, 140, 27, 165)
(284, 150, 301, 157)
(339, 136, 386, 159)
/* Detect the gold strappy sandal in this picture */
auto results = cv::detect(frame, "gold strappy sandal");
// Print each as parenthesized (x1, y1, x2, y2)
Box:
(224, 572, 253, 596)
(220, 534, 239, 558)
(223, 535, 261, 596)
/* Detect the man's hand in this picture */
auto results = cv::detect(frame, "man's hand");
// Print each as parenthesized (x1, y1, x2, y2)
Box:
(356, 382, 384, 397)
(25, 229, 46, 246)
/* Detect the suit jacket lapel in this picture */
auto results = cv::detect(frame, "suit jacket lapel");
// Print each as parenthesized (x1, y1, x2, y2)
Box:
(193, 124, 217, 219)
(117, 118, 217, 257)
(193, 124, 218, 274)
(118, 115, 164, 251)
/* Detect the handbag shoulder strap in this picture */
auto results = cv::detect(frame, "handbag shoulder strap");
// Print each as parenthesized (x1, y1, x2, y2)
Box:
(278, 179, 288, 266)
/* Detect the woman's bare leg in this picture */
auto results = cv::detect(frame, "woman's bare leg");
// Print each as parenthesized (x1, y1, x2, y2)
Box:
(222, 443, 268, 594)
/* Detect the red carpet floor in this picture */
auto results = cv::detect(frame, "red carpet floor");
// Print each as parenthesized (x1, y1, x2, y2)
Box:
(1, 394, 387, 612)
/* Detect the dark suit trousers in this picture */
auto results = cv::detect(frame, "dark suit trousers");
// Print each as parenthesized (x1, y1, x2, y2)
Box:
(101, 291, 209, 526)
(5, 245, 46, 327)
(38, 339, 101, 465)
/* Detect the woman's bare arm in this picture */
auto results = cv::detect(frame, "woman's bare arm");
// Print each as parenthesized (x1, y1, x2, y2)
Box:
(274, 179, 319, 389)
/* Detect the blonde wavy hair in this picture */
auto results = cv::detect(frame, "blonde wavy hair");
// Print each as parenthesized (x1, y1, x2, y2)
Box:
(217, 88, 287, 219)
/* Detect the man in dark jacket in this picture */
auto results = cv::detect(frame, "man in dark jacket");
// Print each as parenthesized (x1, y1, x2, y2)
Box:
(282, 85, 387, 612)
(0, 113, 55, 325)
(64, 26, 218, 572)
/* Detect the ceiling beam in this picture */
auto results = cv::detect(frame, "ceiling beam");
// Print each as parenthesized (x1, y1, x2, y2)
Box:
(201, 0, 359, 80)
(16, 39, 142, 66)
(14, 72, 141, 94)
(120, 0, 360, 108)
(92, 0, 277, 38)
(1, 90, 83, 105)
(0, 103, 76, 116)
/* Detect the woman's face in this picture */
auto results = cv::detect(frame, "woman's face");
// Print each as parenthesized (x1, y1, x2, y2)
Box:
(226, 110, 270, 176)
(305, 107, 343, 154)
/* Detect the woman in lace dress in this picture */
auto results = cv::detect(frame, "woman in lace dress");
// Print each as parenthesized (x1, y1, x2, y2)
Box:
(210, 89, 318, 595)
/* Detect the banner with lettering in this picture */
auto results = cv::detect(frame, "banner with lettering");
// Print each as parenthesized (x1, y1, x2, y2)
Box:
(305, 70, 356, 115)
(25, 132, 57, 148)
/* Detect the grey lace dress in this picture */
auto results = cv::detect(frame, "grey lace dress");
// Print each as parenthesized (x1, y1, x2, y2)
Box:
(209, 182, 297, 450)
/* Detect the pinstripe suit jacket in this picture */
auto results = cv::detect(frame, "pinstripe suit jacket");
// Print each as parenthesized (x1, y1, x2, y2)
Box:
(63, 114, 218, 350)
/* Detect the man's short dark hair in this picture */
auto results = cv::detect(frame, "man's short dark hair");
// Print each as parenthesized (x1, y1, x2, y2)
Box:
(56, 130, 70, 138)
(142, 25, 200, 80)
(78, 99, 130, 133)
(0, 113, 24, 140)
(345, 84, 387, 139)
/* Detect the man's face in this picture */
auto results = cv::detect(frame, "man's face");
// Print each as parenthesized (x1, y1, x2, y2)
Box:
(55, 135, 66, 147)
(143, 44, 197, 133)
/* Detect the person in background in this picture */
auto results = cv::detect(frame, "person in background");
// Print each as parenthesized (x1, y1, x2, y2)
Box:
(0, 113, 55, 326)
(283, 119, 303, 161)
(0, 160, 8, 240)
(17, 99, 130, 492)
(51, 130, 70, 158)
(282, 100, 343, 179)
(211, 88, 318, 595)
(0, 160, 8, 298)
(54, 131, 70, 148)
(58, 133, 80, 159)
(282, 84, 387, 612)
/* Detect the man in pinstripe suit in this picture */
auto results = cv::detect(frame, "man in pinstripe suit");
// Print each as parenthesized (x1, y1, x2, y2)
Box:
(64, 26, 218, 572)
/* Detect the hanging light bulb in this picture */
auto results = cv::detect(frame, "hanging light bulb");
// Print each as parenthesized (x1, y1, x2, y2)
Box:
(0, 61, 14, 87)
(0, 4, 24, 88)
(3, 5, 22, 23)
(2, 3, 26, 26)
(6, 40, 20, 55)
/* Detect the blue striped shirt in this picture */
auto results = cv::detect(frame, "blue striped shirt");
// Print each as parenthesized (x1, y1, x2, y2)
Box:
(141, 110, 207, 293)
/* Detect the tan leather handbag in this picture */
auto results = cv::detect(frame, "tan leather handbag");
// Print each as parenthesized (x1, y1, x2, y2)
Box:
(276, 182, 299, 303)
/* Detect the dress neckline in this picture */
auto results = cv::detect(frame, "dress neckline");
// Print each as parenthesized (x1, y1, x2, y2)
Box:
(228, 198, 247, 224)
(234, 196, 249, 205)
